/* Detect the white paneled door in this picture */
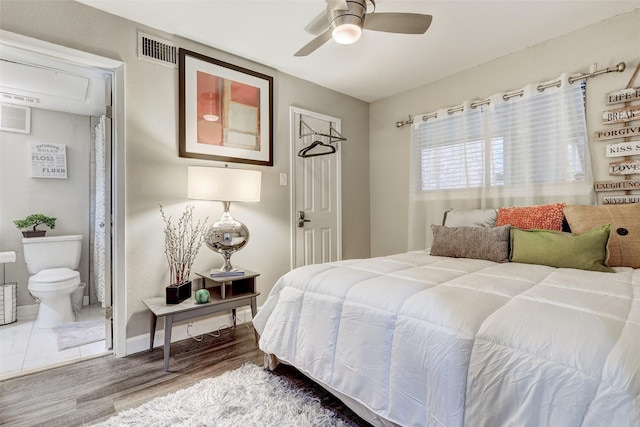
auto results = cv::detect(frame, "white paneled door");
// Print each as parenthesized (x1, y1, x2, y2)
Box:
(290, 107, 342, 268)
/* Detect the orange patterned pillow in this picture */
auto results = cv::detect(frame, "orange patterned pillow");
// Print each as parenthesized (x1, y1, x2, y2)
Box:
(496, 203, 566, 231)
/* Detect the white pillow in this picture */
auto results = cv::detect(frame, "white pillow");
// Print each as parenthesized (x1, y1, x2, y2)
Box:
(442, 208, 498, 227)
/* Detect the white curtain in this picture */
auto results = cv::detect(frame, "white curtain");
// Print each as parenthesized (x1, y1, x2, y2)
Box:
(94, 116, 106, 306)
(409, 74, 595, 250)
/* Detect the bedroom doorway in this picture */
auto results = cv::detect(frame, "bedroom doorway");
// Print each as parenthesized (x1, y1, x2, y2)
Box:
(0, 30, 125, 374)
(289, 107, 342, 268)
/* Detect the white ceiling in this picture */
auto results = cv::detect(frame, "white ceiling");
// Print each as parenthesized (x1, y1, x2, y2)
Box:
(76, 0, 640, 102)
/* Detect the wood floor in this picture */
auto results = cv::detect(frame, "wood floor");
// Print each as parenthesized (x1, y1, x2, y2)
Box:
(0, 324, 371, 426)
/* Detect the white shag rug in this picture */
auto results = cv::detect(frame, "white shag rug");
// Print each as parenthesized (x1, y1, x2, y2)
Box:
(92, 363, 354, 427)
(52, 319, 105, 350)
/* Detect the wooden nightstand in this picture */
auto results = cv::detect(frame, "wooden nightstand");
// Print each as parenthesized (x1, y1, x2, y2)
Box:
(142, 270, 260, 372)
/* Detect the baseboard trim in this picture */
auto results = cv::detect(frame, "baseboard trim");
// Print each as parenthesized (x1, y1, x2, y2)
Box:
(125, 306, 254, 356)
(17, 304, 38, 318)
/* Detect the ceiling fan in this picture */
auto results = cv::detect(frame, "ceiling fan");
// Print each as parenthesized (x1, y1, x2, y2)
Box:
(295, 0, 432, 57)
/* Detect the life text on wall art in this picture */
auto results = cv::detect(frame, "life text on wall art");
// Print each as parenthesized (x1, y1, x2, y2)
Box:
(30, 142, 67, 179)
(606, 87, 640, 105)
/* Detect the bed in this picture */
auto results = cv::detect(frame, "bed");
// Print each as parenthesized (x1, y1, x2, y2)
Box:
(252, 204, 640, 426)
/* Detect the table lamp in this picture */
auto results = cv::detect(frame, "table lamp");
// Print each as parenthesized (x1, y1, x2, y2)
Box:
(187, 165, 261, 276)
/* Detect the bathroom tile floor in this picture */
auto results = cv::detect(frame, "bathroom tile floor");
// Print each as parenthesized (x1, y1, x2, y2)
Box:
(0, 304, 108, 380)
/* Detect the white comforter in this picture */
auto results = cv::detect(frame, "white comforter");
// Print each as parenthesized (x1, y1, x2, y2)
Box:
(253, 251, 640, 427)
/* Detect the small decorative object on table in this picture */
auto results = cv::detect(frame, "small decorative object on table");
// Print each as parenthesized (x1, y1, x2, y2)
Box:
(195, 289, 210, 304)
(160, 204, 207, 304)
(13, 214, 56, 238)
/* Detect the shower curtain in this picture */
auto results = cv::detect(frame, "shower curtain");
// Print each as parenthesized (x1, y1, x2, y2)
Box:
(94, 116, 106, 306)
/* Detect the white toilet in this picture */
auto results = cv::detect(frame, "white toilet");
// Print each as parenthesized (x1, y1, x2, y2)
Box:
(22, 235, 82, 328)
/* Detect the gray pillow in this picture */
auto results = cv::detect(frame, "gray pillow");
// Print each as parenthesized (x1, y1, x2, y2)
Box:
(430, 224, 510, 263)
(442, 208, 498, 227)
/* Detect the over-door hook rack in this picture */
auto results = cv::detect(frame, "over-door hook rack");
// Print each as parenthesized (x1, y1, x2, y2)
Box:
(299, 117, 346, 144)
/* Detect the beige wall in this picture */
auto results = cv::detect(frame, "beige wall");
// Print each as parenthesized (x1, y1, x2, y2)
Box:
(369, 9, 640, 257)
(0, 0, 370, 339)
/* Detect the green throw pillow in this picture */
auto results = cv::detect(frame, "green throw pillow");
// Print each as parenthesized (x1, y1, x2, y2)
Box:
(510, 224, 613, 272)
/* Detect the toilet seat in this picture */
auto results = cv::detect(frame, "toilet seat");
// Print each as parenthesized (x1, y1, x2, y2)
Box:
(28, 267, 80, 291)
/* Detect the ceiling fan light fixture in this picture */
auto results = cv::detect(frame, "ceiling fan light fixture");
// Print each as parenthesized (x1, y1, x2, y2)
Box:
(332, 23, 362, 44)
(296, 0, 432, 57)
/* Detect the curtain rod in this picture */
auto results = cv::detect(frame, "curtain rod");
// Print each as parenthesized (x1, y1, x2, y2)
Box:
(394, 62, 626, 128)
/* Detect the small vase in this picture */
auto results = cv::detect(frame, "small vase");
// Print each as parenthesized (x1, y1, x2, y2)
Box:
(165, 281, 192, 304)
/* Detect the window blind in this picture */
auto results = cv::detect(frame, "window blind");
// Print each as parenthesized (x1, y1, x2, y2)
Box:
(411, 81, 591, 198)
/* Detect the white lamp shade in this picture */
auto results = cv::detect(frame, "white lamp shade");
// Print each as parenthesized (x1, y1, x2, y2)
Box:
(188, 166, 261, 202)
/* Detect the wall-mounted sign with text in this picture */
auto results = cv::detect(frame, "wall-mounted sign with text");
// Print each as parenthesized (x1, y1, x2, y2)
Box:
(606, 87, 640, 105)
(602, 105, 640, 125)
(605, 140, 640, 158)
(602, 195, 640, 205)
(602, 106, 640, 125)
(594, 125, 640, 141)
(30, 142, 67, 179)
(609, 159, 640, 175)
(594, 180, 640, 191)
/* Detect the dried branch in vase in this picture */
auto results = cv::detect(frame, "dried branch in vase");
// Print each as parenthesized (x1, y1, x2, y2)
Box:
(159, 204, 208, 286)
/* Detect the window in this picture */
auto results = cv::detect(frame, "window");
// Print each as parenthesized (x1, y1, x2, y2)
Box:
(420, 137, 504, 190)
(408, 77, 595, 251)
(412, 81, 590, 197)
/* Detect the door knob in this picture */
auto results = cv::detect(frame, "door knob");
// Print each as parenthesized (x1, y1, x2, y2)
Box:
(297, 211, 311, 228)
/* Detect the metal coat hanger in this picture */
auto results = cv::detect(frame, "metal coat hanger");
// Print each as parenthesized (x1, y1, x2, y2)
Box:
(298, 139, 337, 158)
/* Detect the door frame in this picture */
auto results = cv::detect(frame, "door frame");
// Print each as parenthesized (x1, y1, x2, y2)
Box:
(289, 106, 342, 269)
(0, 30, 127, 358)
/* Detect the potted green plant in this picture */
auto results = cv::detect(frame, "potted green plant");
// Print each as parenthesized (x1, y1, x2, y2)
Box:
(14, 214, 57, 238)
(159, 204, 208, 304)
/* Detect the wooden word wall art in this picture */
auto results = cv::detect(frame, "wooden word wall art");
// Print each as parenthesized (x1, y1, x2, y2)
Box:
(594, 180, 640, 191)
(594, 180, 640, 192)
(609, 159, 640, 175)
(602, 105, 640, 125)
(606, 87, 640, 105)
(602, 195, 640, 204)
(606, 140, 640, 157)
(599, 87, 639, 204)
(595, 125, 640, 141)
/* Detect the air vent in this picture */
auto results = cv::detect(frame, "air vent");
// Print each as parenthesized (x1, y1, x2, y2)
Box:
(138, 32, 178, 68)
(0, 104, 31, 134)
(1, 93, 40, 104)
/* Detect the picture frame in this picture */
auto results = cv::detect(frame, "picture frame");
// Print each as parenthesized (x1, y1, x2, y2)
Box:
(179, 48, 273, 166)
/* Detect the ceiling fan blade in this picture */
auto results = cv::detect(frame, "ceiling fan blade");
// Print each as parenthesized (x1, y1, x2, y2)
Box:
(305, 10, 329, 35)
(305, 0, 348, 35)
(364, 13, 433, 34)
(294, 29, 333, 57)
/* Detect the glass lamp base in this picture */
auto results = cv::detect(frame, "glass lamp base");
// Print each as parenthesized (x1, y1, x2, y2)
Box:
(205, 201, 250, 276)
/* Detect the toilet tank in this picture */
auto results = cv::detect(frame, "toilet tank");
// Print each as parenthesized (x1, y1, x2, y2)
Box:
(22, 235, 83, 274)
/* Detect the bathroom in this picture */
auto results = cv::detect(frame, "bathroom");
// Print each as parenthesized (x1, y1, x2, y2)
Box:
(0, 51, 111, 378)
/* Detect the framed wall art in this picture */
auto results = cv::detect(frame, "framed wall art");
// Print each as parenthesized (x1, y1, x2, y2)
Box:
(179, 48, 273, 166)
